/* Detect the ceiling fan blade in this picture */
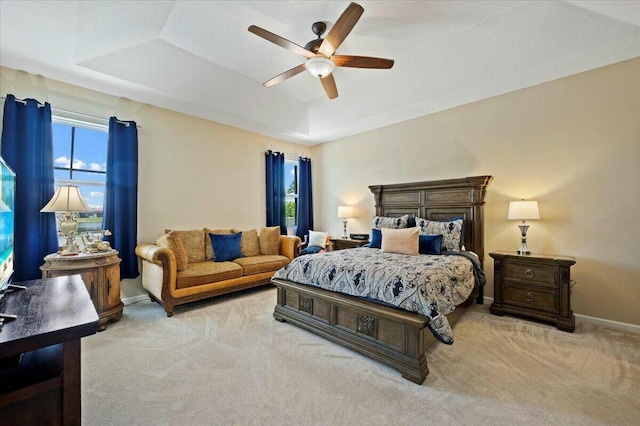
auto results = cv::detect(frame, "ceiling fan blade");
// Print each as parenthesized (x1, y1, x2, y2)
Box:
(318, 2, 364, 58)
(331, 55, 394, 69)
(320, 73, 338, 99)
(263, 63, 307, 87)
(248, 25, 315, 59)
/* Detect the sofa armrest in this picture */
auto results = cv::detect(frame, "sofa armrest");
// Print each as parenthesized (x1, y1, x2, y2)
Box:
(135, 244, 178, 306)
(279, 235, 301, 260)
(136, 244, 174, 266)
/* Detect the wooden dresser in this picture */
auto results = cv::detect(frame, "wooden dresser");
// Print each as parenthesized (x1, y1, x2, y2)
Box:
(40, 250, 123, 331)
(489, 251, 576, 332)
(329, 238, 369, 251)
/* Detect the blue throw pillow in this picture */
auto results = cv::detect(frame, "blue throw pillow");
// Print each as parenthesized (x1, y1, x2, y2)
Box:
(300, 246, 323, 255)
(369, 228, 382, 249)
(209, 232, 243, 262)
(419, 234, 443, 255)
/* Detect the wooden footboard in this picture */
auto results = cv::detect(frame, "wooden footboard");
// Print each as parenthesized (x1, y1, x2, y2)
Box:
(272, 277, 477, 384)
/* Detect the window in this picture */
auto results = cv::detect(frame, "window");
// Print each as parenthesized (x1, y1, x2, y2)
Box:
(284, 160, 298, 230)
(52, 120, 108, 243)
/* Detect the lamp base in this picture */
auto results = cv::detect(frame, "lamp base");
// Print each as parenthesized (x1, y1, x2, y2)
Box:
(516, 222, 531, 256)
(342, 219, 348, 239)
(57, 213, 81, 254)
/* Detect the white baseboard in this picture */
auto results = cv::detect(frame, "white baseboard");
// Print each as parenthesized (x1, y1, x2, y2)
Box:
(574, 314, 640, 334)
(482, 297, 640, 334)
(122, 294, 150, 306)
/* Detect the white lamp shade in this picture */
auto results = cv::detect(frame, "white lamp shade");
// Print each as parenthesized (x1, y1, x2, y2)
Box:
(508, 200, 540, 220)
(337, 205, 353, 219)
(41, 185, 91, 212)
(306, 56, 335, 78)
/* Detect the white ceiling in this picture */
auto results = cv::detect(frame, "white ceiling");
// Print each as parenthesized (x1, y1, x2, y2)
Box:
(1, 1, 639, 145)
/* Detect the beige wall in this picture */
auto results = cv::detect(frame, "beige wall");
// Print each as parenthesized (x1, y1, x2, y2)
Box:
(0, 67, 310, 299)
(312, 58, 640, 326)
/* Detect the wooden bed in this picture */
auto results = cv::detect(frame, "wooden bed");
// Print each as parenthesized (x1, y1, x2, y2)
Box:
(272, 175, 493, 383)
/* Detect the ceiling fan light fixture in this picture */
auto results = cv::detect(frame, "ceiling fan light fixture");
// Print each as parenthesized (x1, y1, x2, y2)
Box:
(306, 56, 335, 78)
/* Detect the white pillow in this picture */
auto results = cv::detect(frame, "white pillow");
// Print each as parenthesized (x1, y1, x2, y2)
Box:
(381, 227, 419, 256)
(308, 230, 328, 248)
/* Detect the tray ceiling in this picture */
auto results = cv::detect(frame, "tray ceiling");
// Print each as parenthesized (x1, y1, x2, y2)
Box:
(1, 1, 639, 145)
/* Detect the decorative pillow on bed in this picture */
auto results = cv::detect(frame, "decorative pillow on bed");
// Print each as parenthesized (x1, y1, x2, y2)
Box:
(419, 234, 443, 255)
(380, 227, 419, 255)
(369, 228, 382, 249)
(415, 217, 464, 252)
(209, 232, 243, 262)
(372, 214, 410, 230)
(308, 230, 328, 248)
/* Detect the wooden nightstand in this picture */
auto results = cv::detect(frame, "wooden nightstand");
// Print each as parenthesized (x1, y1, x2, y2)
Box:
(489, 251, 576, 332)
(329, 238, 370, 251)
(40, 250, 123, 331)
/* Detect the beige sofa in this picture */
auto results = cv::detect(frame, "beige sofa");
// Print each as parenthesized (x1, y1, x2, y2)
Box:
(135, 227, 300, 316)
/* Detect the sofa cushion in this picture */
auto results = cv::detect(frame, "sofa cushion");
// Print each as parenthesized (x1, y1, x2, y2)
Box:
(175, 261, 242, 289)
(204, 228, 238, 260)
(240, 229, 260, 257)
(156, 231, 188, 271)
(233, 255, 290, 276)
(168, 229, 206, 263)
(209, 232, 243, 262)
(259, 226, 281, 255)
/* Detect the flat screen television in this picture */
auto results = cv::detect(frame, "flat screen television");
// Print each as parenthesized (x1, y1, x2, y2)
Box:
(0, 156, 15, 292)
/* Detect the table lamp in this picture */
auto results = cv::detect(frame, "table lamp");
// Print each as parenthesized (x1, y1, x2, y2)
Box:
(508, 200, 540, 255)
(337, 205, 353, 239)
(41, 185, 91, 254)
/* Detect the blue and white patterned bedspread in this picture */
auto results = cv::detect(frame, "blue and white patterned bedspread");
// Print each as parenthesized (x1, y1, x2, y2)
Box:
(273, 247, 483, 344)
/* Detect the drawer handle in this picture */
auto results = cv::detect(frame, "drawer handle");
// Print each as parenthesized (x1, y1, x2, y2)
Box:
(524, 292, 534, 302)
(524, 269, 534, 278)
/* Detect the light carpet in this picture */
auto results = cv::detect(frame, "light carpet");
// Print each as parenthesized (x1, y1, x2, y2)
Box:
(82, 286, 640, 425)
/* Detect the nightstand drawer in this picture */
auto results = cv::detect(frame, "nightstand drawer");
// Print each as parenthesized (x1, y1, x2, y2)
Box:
(504, 283, 557, 313)
(504, 262, 557, 288)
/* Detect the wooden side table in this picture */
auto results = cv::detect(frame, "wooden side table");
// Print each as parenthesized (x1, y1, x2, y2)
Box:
(40, 250, 123, 331)
(489, 251, 576, 332)
(329, 238, 370, 251)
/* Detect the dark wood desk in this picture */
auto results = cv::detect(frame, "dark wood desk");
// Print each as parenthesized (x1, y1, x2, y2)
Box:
(0, 275, 99, 425)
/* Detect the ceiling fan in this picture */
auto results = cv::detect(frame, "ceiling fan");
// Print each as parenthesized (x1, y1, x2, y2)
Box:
(248, 2, 394, 100)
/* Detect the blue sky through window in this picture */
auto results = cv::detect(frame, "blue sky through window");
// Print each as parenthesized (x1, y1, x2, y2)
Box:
(285, 162, 296, 195)
(52, 122, 107, 210)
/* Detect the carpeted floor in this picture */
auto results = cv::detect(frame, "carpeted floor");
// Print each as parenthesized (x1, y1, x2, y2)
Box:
(82, 286, 640, 425)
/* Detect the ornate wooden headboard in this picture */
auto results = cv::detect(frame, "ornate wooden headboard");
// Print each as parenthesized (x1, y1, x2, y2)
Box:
(369, 175, 493, 262)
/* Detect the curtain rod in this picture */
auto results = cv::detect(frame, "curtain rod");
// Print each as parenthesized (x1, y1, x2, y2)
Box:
(1, 95, 141, 128)
(266, 150, 309, 162)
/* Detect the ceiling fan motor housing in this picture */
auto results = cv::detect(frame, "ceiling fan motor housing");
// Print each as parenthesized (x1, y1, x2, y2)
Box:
(305, 22, 327, 53)
(312, 22, 327, 37)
